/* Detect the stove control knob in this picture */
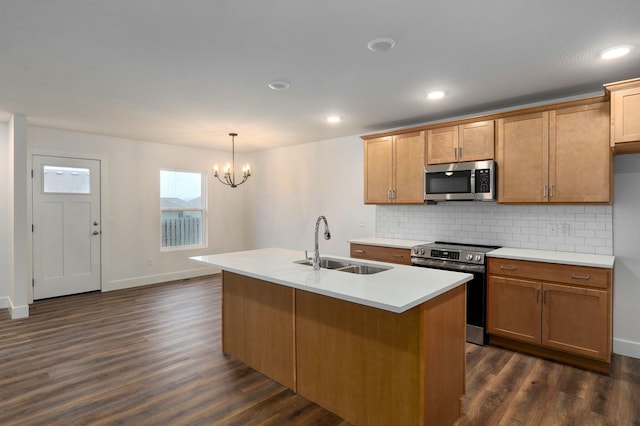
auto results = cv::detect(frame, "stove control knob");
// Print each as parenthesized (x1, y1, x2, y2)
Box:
(466, 254, 473, 261)
(475, 255, 482, 262)
(420, 249, 425, 255)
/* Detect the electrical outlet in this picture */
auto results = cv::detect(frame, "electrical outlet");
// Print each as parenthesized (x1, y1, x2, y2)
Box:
(359, 218, 367, 227)
(146, 258, 153, 266)
(548, 222, 558, 235)
(560, 223, 570, 236)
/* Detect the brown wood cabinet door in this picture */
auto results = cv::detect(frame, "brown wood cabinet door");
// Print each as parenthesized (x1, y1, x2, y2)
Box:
(611, 84, 640, 144)
(542, 283, 610, 361)
(550, 102, 611, 203)
(364, 136, 393, 204)
(427, 126, 457, 164)
(393, 131, 425, 203)
(487, 275, 541, 344)
(459, 120, 495, 162)
(497, 112, 549, 203)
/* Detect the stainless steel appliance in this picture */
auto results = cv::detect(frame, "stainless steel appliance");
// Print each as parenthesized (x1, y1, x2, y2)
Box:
(411, 241, 499, 345)
(424, 160, 496, 202)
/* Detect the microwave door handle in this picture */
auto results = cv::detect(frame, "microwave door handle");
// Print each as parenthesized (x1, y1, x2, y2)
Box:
(470, 172, 476, 196)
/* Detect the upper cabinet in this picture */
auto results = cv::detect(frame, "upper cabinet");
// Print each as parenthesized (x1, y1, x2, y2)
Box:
(364, 131, 425, 204)
(426, 120, 494, 165)
(606, 78, 640, 154)
(497, 102, 611, 204)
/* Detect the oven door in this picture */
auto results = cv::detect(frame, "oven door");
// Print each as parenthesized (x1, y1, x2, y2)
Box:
(411, 258, 487, 345)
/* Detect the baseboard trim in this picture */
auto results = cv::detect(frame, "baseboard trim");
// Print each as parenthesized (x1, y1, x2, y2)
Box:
(9, 298, 29, 319)
(613, 337, 640, 360)
(104, 267, 220, 292)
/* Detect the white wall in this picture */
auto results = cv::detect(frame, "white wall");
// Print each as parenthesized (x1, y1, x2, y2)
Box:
(612, 154, 640, 359)
(28, 126, 245, 292)
(0, 122, 8, 308)
(244, 135, 376, 256)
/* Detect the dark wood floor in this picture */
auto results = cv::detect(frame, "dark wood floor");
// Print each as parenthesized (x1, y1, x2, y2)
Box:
(1, 275, 639, 425)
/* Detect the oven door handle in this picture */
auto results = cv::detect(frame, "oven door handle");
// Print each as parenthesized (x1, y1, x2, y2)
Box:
(411, 257, 486, 273)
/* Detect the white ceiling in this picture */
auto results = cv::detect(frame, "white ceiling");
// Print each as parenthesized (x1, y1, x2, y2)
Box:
(1, 0, 639, 152)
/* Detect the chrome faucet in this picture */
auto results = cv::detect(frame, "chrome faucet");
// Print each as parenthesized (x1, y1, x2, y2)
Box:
(313, 215, 331, 271)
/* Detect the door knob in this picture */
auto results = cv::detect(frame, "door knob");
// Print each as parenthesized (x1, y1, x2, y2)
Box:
(93, 230, 100, 235)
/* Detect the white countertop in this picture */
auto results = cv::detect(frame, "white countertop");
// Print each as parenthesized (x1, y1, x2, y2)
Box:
(190, 248, 472, 313)
(487, 247, 615, 269)
(348, 237, 431, 249)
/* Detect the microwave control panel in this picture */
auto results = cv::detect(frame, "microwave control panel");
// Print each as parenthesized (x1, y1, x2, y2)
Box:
(475, 169, 491, 193)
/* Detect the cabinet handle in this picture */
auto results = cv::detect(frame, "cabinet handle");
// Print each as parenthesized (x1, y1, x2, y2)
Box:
(454, 147, 458, 161)
(355, 249, 365, 254)
(500, 266, 516, 271)
(392, 190, 396, 200)
(543, 185, 548, 198)
(536, 288, 540, 303)
(387, 189, 392, 200)
(571, 274, 590, 280)
(550, 184, 555, 198)
(458, 147, 462, 160)
(393, 254, 403, 258)
(543, 289, 547, 304)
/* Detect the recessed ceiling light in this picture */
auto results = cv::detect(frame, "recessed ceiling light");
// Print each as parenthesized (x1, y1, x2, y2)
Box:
(600, 45, 634, 60)
(327, 116, 341, 123)
(268, 80, 290, 91)
(427, 90, 445, 100)
(367, 38, 396, 53)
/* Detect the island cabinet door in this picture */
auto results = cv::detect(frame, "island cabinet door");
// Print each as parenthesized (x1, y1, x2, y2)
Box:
(487, 275, 542, 344)
(221, 272, 295, 389)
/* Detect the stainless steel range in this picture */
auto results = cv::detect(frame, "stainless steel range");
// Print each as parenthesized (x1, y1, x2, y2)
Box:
(411, 241, 499, 345)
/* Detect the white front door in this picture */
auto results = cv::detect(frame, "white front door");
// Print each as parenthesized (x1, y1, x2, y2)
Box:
(32, 155, 101, 299)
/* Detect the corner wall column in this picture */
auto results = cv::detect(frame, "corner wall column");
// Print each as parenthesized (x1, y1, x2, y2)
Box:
(8, 114, 29, 318)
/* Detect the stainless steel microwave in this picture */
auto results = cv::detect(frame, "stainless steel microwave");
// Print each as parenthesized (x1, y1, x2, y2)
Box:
(424, 160, 496, 201)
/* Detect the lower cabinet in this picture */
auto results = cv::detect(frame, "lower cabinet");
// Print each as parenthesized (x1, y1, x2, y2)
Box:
(487, 258, 612, 372)
(350, 243, 412, 265)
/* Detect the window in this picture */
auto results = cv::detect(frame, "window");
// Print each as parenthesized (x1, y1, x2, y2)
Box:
(160, 170, 206, 249)
(43, 165, 91, 194)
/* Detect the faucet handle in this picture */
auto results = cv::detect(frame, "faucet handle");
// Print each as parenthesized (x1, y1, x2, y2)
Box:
(305, 250, 312, 262)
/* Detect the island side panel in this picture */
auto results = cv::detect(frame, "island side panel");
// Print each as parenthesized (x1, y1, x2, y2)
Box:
(222, 271, 296, 390)
(420, 284, 466, 425)
(295, 289, 421, 426)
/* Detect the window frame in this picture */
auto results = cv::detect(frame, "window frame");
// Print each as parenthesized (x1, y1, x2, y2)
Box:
(160, 168, 208, 251)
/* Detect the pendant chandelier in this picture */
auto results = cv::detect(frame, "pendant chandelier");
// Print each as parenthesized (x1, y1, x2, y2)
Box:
(213, 132, 251, 188)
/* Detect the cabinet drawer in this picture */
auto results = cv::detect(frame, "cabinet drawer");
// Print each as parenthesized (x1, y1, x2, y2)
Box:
(350, 244, 411, 265)
(488, 258, 610, 289)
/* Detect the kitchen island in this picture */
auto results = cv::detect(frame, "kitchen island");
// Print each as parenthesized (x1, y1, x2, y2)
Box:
(191, 248, 473, 425)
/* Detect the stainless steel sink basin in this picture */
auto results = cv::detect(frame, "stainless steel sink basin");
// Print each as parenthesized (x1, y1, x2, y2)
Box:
(294, 257, 391, 275)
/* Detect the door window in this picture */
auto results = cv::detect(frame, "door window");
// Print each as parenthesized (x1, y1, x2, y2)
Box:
(43, 166, 91, 194)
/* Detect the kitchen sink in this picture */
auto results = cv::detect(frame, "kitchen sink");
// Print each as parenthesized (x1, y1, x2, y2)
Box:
(294, 257, 391, 275)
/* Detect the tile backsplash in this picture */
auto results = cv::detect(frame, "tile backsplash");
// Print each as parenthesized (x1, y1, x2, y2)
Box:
(377, 202, 613, 255)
